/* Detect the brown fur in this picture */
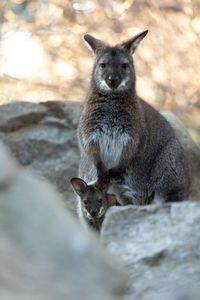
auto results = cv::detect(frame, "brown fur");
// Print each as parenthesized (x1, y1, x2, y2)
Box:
(71, 178, 119, 231)
(77, 31, 191, 205)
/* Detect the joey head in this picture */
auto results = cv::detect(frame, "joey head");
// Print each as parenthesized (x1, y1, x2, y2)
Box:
(71, 177, 118, 231)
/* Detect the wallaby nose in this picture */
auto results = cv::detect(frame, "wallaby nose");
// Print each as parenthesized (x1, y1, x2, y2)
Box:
(107, 75, 120, 89)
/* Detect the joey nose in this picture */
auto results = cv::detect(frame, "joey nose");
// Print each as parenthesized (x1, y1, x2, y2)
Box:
(90, 209, 98, 217)
(107, 75, 120, 89)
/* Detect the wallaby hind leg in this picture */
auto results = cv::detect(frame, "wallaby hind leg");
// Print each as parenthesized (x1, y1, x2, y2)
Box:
(162, 187, 186, 202)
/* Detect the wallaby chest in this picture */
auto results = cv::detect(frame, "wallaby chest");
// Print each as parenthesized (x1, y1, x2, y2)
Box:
(82, 97, 133, 169)
(91, 124, 130, 169)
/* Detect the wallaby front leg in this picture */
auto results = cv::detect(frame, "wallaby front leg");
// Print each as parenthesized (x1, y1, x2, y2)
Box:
(89, 141, 109, 183)
(109, 139, 134, 178)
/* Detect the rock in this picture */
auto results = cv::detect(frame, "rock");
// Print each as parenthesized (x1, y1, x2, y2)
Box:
(0, 142, 127, 300)
(101, 203, 200, 300)
(161, 111, 200, 200)
(0, 101, 48, 132)
(0, 101, 199, 209)
(0, 101, 199, 299)
(0, 100, 82, 214)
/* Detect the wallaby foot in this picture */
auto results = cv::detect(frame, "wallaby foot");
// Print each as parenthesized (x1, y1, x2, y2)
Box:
(162, 187, 186, 202)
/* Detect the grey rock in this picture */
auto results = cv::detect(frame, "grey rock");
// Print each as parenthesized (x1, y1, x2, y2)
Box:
(0, 101, 82, 213)
(161, 111, 200, 200)
(0, 101, 199, 211)
(0, 101, 199, 300)
(0, 101, 48, 132)
(0, 142, 127, 300)
(101, 203, 200, 300)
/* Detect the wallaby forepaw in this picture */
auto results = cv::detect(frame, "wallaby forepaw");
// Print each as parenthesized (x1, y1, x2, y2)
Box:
(109, 167, 122, 178)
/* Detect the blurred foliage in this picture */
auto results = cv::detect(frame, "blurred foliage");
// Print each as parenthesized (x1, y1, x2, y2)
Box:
(0, 0, 200, 144)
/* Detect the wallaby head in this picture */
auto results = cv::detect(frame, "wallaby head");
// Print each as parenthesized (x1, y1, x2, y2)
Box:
(84, 30, 148, 95)
(71, 177, 111, 219)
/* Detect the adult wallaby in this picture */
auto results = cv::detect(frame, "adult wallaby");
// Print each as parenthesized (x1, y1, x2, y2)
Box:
(71, 178, 118, 231)
(77, 30, 191, 205)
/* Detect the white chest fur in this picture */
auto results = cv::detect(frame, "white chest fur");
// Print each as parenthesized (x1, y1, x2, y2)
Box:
(89, 128, 130, 169)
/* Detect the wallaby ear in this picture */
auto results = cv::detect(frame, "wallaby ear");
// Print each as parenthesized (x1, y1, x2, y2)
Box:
(83, 34, 108, 56)
(120, 30, 148, 55)
(70, 177, 87, 196)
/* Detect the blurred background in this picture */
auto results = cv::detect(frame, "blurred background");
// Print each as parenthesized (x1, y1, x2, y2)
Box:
(0, 0, 200, 144)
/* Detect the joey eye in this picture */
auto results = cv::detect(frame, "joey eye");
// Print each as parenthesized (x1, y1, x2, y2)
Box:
(99, 63, 106, 69)
(84, 200, 88, 205)
(122, 63, 128, 69)
(98, 199, 102, 205)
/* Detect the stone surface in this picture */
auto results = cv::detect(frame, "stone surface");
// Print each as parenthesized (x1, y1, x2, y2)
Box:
(0, 101, 200, 300)
(0, 101, 199, 210)
(0, 142, 127, 300)
(0, 100, 82, 213)
(101, 203, 200, 300)
(161, 111, 200, 200)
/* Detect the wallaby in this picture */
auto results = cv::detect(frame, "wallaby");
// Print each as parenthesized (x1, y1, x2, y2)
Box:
(71, 178, 119, 231)
(77, 30, 191, 205)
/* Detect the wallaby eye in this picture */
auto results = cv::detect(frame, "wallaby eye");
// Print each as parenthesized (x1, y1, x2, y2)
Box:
(84, 200, 88, 205)
(98, 198, 102, 205)
(122, 63, 128, 69)
(99, 63, 106, 69)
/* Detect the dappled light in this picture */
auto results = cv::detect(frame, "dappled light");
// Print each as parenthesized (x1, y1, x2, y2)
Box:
(0, 0, 200, 144)
(2, 31, 45, 78)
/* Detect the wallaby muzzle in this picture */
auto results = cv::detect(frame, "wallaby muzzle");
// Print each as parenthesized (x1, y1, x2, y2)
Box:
(106, 74, 120, 89)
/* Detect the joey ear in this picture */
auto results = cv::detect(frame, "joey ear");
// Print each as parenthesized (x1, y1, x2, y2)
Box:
(70, 178, 87, 196)
(83, 34, 108, 56)
(120, 30, 148, 55)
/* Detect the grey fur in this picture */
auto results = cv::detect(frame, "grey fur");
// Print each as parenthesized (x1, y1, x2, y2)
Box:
(77, 31, 191, 205)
